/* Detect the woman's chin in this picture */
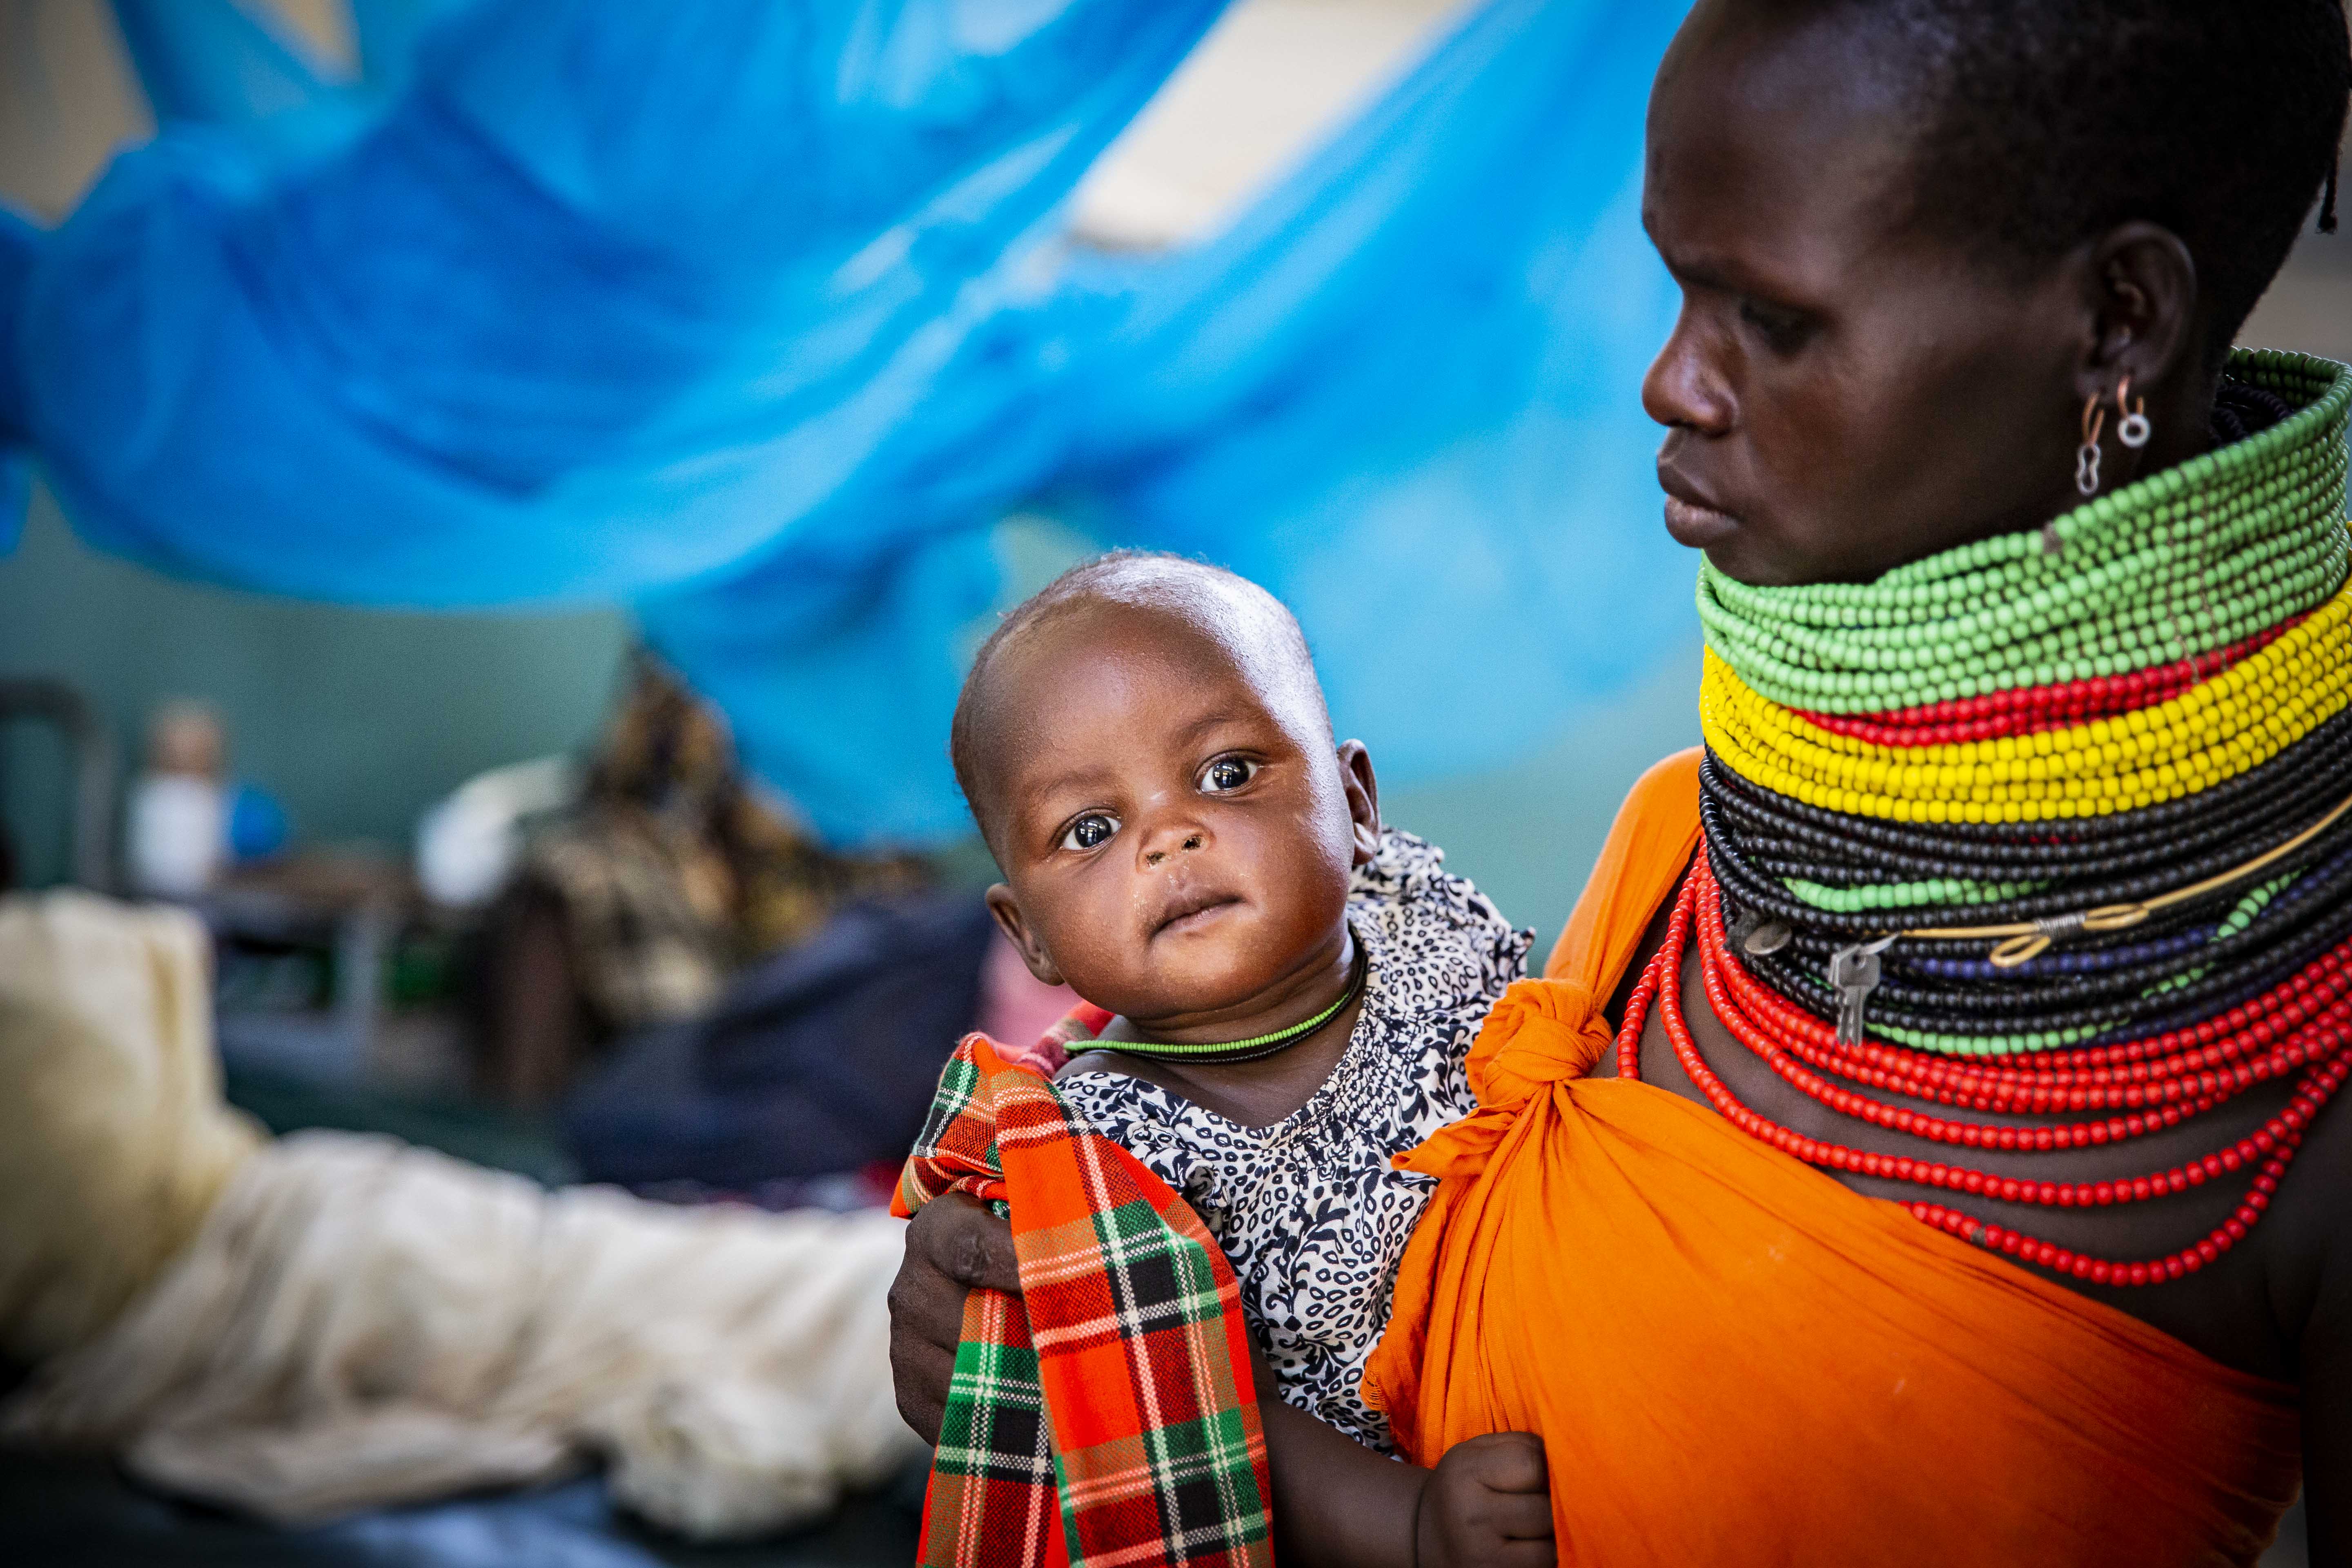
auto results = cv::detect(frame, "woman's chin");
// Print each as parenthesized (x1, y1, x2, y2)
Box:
(1696, 531, 1828, 590)
(1662, 493, 1742, 552)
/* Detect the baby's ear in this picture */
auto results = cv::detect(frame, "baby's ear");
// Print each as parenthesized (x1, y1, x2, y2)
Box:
(986, 884, 1066, 987)
(1336, 741, 1381, 867)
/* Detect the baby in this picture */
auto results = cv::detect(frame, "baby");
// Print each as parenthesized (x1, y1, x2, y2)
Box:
(949, 551, 1552, 1567)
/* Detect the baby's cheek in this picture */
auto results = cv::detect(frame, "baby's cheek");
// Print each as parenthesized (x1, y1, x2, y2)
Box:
(1258, 820, 1356, 933)
(1034, 887, 1146, 999)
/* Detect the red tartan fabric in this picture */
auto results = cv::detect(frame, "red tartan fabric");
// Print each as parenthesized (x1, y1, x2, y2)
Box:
(897, 1034, 1277, 1568)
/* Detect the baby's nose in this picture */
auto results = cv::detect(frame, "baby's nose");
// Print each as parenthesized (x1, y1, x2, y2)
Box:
(1143, 832, 1206, 868)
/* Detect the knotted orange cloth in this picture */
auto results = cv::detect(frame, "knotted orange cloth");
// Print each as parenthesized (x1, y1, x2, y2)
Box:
(1363, 750, 2303, 1567)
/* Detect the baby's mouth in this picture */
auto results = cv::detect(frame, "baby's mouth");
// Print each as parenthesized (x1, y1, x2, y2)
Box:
(1150, 887, 1245, 938)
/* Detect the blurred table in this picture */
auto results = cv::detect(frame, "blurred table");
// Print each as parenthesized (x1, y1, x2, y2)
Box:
(192, 851, 419, 1084)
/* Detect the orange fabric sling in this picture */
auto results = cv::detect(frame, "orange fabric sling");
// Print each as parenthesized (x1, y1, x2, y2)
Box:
(1365, 749, 2303, 1567)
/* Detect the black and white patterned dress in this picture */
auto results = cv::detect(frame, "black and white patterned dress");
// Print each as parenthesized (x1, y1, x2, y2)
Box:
(1053, 829, 1530, 1452)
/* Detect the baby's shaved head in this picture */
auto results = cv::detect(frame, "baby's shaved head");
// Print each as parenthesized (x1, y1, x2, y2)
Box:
(951, 552, 1331, 849)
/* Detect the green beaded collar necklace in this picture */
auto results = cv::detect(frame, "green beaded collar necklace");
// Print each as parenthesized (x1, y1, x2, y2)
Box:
(1105, 944, 1367, 1066)
(1695, 350, 2352, 714)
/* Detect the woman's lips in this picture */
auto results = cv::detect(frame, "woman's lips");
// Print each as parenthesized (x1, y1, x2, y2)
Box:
(1662, 490, 1742, 548)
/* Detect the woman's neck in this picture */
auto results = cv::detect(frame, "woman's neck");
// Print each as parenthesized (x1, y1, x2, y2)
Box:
(1669, 349, 2352, 1350)
(1940, 370, 2227, 577)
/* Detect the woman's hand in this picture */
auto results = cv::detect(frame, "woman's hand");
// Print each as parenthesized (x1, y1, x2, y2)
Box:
(887, 1192, 1020, 1443)
(1415, 1433, 1555, 1568)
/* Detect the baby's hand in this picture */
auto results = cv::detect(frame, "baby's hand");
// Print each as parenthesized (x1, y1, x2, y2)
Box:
(1414, 1432, 1554, 1568)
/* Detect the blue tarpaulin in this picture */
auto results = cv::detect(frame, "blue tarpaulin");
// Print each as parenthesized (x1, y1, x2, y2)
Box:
(1, 0, 1690, 843)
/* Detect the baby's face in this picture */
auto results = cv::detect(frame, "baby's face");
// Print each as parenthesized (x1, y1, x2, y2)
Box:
(976, 600, 1374, 1035)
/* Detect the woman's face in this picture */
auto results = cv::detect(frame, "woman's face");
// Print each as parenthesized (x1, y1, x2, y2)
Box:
(1639, 2, 2099, 588)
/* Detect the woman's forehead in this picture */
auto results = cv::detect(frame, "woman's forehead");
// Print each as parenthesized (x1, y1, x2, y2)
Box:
(1646, 13, 1927, 291)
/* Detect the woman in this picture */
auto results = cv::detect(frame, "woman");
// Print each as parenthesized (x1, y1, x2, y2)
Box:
(891, 0, 2352, 1561)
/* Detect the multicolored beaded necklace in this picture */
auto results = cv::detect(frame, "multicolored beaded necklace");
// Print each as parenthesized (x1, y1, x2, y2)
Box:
(1627, 349, 2352, 1286)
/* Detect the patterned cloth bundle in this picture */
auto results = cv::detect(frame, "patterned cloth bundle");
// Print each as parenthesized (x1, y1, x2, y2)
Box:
(1653, 349, 2352, 1285)
(894, 1036, 1276, 1568)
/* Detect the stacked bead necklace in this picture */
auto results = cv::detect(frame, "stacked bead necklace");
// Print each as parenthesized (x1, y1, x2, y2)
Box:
(1630, 349, 2352, 1285)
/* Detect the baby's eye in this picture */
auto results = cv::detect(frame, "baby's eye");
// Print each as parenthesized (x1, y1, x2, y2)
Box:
(1060, 813, 1119, 852)
(1198, 757, 1258, 794)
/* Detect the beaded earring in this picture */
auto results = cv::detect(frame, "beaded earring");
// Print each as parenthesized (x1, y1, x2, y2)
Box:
(2045, 390, 2108, 553)
(2116, 374, 2152, 450)
(2074, 392, 2107, 497)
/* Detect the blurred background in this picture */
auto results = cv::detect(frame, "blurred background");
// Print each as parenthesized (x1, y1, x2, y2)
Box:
(0, 2, 2343, 1565)
(7, 0, 2341, 964)
(0, 0, 1703, 1103)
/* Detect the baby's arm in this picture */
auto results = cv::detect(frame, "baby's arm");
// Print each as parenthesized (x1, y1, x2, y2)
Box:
(1250, 1344, 1554, 1568)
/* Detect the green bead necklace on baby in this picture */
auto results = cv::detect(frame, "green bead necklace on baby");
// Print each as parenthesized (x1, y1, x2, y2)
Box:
(1106, 943, 1368, 1065)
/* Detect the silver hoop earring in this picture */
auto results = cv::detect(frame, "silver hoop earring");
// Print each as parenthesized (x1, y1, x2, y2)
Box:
(2116, 375, 2151, 450)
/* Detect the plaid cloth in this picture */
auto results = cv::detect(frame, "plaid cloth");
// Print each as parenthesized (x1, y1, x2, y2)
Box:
(895, 1034, 1277, 1568)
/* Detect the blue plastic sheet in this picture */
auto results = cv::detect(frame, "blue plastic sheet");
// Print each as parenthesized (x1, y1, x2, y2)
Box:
(2, 0, 1691, 844)
(350, 0, 476, 95)
(1054, 0, 1688, 785)
(111, 0, 340, 125)
(637, 0, 1691, 835)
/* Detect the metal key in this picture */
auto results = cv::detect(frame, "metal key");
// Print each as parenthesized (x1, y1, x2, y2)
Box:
(1826, 937, 1896, 1044)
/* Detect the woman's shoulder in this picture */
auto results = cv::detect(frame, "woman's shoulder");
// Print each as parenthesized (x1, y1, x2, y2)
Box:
(1542, 750, 1704, 986)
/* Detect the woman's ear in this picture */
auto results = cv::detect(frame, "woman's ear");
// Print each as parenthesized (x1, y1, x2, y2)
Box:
(2073, 220, 2206, 471)
(2081, 221, 2200, 380)
(985, 884, 1065, 987)
(1336, 740, 1381, 868)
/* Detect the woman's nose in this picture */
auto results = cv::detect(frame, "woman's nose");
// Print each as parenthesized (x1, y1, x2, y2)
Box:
(1642, 304, 1735, 436)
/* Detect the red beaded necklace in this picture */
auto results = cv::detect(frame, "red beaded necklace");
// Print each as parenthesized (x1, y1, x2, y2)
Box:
(1615, 850, 2352, 1288)
(1792, 612, 2303, 747)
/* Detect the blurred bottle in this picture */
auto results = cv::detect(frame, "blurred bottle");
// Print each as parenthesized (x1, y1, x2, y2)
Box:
(127, 701, 227, 898)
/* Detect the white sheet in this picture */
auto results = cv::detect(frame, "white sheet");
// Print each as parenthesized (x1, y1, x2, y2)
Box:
(0, 889, 921, 1539)
(4, 1131, 919, 1537)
